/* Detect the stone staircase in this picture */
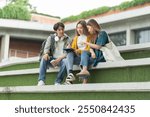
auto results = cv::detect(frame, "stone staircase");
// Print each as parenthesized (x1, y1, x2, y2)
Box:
(0, 44, 150, 99)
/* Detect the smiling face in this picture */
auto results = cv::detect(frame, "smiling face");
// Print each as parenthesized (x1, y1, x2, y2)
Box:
(87, 25, 95, 35)
(87, 19, 101, 36)
(56, 26, 64, 37)
(76, 23, 84, 35)
(75, 20, 89, 36)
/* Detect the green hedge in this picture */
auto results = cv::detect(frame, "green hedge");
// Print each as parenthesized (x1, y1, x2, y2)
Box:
(61, 6, 110, 22)
(0, 5, 30, 20)
(0, 4, 31, 20)
(62, 0, 150, 23)
(117, 0, 150, 10)
(1, 92, 150, 100)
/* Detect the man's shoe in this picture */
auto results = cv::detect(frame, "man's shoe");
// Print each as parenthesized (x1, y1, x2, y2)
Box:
(63, 81, 73, 85)
(37, 80, 45, 86)
(66, 73, 76, 81)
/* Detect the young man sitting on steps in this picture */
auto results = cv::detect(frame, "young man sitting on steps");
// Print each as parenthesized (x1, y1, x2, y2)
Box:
(37, 22, 71, 86)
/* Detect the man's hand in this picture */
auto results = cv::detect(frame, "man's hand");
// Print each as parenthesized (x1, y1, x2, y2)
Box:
(66, 44, 71, 48)
(50, 57, 62, 67)
(75, 49, 81, 55)
(43, 54, 49, 61)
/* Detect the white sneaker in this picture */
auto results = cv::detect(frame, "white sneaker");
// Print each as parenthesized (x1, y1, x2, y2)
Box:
(54, 82, 61, 85)
(66, 73, 76, 81)
(63, 81, 73, 85)
(37, 80, 45, 86)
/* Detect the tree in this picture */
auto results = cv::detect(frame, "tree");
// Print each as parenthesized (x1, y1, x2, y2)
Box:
(9, 0, 29, 6)
(0, 0, 31, 20)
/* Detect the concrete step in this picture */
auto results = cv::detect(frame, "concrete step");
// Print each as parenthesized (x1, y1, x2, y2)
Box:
(0, 82, 150, 100)
(1, 58, 150, 76)
(0, 58, 150, 86)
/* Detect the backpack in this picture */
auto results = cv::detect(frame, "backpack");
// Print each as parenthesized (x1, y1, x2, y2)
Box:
(39, 34, 55, 61)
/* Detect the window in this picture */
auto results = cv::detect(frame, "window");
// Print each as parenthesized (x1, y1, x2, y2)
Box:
(109, 32, 126, 46)
(134, 28, 150, 44)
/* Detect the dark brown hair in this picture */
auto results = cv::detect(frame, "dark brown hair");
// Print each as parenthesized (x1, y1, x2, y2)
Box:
(87, 19, 101, 34)
(53, 22, 65, 31)
(75, 20, 89, 36)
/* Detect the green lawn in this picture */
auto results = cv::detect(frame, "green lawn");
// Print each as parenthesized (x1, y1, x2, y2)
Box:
(0, 62, 39, 71)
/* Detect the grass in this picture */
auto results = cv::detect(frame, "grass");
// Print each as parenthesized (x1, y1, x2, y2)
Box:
(0, 66, 150, 86)
(0, 62, 39, 71)
(1, 92, 150, 100)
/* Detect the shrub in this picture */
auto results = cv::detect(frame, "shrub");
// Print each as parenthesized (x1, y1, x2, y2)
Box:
(0, 0, 31, 20)
(62, 0, 150, 23)
(62, 6, 110, 22)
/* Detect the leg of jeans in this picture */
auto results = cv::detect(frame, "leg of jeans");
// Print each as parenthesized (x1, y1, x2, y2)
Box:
(73, 55, 81, 65)
(80, 51, 90, 67)
(55, 59, 67, 84)
(66, 52, 74, 74)
(38, 58, 50, 81)
(88, 57, 94, 66)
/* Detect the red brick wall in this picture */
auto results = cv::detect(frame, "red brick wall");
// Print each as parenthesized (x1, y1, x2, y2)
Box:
(9, 39, 43, 58)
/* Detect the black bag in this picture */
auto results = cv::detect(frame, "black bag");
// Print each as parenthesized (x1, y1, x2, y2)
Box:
(39, 34, 55, 61)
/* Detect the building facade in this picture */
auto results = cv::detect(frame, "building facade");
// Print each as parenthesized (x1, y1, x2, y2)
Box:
(0, 5, 150, 63)
(65, 5, 150, 47)
(0, 19, 54, 62)
(31, 13, 60, 24)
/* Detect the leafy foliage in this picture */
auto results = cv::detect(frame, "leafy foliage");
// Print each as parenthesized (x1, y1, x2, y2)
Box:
(0, 0, 31, 20)
(62, 0, 150, 23)
(61, 6, 110, 22)
(117, 0, 150, 10)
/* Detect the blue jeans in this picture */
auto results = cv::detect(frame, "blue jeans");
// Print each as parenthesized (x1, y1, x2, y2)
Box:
(38, 57, 67, 84)
(66, 51, 94, 74)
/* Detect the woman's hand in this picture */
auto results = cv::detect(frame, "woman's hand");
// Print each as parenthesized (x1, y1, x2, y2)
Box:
(90, 48, 96, 59)
(84, 42, 101, 50)
(83, 41, 89, 45)
(91, 53, 96, 59)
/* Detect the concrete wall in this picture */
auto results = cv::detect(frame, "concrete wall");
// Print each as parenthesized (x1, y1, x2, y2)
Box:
(0, 35, 10, 62)
(66, 14, 150, 46)
(0, 6, 150, 62)
(0, 19, 54, 61)
(0, 29, 50, 41)
(103, 15, 150, 45)
(65, 6, 150, 46)
(31, 13, 60, 24)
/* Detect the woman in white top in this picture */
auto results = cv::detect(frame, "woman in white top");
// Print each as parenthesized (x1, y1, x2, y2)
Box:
(65, 20, 95, 84)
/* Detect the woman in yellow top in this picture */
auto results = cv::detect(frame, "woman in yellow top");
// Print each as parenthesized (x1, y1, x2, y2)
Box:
(65, 20, 95, 84)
